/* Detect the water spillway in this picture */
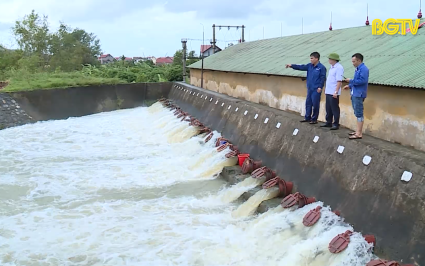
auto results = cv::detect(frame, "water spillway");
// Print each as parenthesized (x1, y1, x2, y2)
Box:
(1, 82, 424, 265)
(1, 100, 376, 265)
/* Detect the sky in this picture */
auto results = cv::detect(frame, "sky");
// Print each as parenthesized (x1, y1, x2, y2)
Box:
(0, 0, 422, 58)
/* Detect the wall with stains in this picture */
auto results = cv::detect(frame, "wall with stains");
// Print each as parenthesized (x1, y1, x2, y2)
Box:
(169, 82, 425, 265)
(190, 69, 425, 152)
(7, 83, 172, 122)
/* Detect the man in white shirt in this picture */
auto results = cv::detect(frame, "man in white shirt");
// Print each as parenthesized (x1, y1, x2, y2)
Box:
(320, 53, 344, 130)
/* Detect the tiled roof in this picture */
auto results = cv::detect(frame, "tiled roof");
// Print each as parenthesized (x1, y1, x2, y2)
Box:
(156, 57, 174, 64)
(189, 19, 425, 89)
(200, 45, 222, 53)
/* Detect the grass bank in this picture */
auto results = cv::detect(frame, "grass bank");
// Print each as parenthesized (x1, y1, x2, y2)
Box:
(1, 71, 125, 92)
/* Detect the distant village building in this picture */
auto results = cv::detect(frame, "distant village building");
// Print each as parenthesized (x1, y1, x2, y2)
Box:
(98, 54, 115, 64)
(115, 57, 133, 62)
(133, 56, 156, 64)
(200, 45, 222, 58)
(188, 20, 425, 152)
(156, 57, 174, 66)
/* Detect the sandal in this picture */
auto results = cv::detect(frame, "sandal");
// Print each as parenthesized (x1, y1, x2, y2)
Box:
(348, 132, 357, 136)
(349, 134, 362, 140)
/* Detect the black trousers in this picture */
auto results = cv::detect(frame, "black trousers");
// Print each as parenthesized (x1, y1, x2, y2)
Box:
(325, 94, 340, 126)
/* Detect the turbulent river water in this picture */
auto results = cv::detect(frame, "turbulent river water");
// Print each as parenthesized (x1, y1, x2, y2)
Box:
(0, 102, 376, 266)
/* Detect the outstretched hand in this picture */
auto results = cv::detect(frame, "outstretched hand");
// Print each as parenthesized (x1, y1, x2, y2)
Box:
(285, 64, 292, 68)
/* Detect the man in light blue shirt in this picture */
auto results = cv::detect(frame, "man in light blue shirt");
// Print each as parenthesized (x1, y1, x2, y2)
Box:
(343, 53, 369, 140)
(321, 53, 344, 130)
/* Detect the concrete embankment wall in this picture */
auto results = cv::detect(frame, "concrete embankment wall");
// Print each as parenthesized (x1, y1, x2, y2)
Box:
(169, 82, 425, 265)
(190, 69, 425, 153)
(0, 83, 172, 124)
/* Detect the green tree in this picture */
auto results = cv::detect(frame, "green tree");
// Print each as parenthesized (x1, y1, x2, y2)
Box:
(12, 10, 50, 60)
(49, 23, 101, 71)
(173, 49, 185, 66)
(187, 50, 199, 65)
(0, 46, 24, 78)
(165, 65, 183, 81)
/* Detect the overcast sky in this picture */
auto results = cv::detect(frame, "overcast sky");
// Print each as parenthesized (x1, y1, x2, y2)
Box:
(0, 0, 422, 58)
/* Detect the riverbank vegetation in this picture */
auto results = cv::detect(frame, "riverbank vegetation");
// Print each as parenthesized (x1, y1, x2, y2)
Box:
(0, 10, 199, 92)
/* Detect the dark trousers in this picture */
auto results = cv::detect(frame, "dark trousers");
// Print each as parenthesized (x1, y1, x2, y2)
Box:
(325, 94, 340, 126)
(305, 89, 321, 121)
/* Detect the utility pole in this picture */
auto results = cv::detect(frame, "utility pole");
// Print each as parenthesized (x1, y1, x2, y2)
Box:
(181, 39, 187, 83)
(200, 23, 204, 88)
(213, 24, 246, 50)
(212, 24, 216, 54)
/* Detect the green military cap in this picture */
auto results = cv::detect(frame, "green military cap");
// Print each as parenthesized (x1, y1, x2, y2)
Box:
(328, 53, 340, 61)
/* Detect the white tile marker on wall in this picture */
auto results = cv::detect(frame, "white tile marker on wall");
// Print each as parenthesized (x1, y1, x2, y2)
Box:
(228, 105, 231, 110)
(293, 129, 299, 136)
(235, 107, 239, 112)
(363, 155, 372, 165)
(264, 118, 269, 123)
(254, 114, 258, 119)
(401, 171, 412, 182)
(313, 136, 319, 143)
(244, 111, 248, 115)
(337, 146, 345, 154)
(276, 122, 281, 128)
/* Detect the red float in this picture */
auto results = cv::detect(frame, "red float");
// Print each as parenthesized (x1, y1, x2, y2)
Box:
(328, 230, 352, 254)
(217, 142, 230, 152)
(205, 133, 214, 143)
(262, 177, 293, 197)
(251, 166, 276, 180)
(364, 235, 376, 247)
(225, 150, 239, 158)
(241, 158, 262, 174)
(303, 206, 322, 226)
(281, 192, 316, 209)
(366, 260, 401, 266)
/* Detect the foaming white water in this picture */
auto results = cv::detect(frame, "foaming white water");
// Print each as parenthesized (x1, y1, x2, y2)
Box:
(0, 102, 376, 265)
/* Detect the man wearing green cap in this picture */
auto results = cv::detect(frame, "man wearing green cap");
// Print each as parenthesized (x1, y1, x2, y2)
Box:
(320, 52, 344, 130)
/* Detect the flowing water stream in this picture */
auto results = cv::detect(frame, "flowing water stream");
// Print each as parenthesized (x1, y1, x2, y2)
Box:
(0, 102, 376, 265)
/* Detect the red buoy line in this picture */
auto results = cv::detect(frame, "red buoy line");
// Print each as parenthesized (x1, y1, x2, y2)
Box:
(160, 97, 406, 265)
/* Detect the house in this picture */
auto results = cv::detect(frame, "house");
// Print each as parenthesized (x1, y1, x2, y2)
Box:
(200, 45, 222, 58)
(188, 18, 425, 152)
(114, 57, 133, 62)
(98, 54, 115, 64)
(156, 57, 174, 66)
(133, 56, 156, 64)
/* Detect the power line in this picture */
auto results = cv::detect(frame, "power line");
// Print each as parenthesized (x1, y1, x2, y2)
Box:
(182, 38, 239, 42)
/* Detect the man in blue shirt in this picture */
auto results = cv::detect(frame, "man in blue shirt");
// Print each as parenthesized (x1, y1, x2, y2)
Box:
(286, 52, 327, 124)
(343, 53, 369, 140)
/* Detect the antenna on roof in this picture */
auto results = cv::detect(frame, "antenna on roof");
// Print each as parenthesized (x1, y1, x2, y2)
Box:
(418, 0, 423, 19)
(365, 4, 370, 25)
(329, 12, 333, 31)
